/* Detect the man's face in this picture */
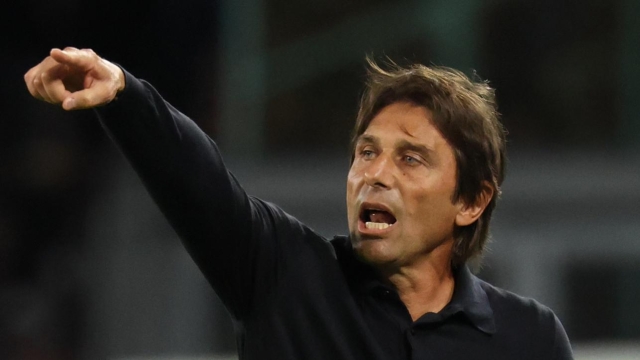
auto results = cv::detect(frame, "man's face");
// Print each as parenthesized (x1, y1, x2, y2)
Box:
(346, 102, 462, 268)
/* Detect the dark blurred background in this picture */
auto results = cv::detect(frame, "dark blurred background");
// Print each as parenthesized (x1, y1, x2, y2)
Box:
(1, 0, 639, 359)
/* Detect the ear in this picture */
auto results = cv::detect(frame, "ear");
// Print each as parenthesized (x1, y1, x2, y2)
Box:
(455, 181, 495, 227)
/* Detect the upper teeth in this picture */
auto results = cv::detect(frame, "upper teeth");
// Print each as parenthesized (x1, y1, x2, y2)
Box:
(366, 222, 391, 229)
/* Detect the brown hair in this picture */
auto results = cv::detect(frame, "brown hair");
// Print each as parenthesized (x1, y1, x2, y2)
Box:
(351, 58, 507, 266)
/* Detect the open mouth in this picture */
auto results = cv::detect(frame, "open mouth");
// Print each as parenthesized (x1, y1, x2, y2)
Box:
(359, 204, 397, 230)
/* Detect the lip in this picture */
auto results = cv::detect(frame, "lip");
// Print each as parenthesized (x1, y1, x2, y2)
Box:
(360, 201, 394, 215)
(357, 201, 397, 237)
(357, 218, 396, 236)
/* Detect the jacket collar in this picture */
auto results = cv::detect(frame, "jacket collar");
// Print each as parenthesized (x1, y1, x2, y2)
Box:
(333, 236, 496, 334)
(443, 264, 496, 334)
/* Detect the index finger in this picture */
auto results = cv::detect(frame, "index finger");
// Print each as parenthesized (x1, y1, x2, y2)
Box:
(24, 56, 59, 98)
(24, 66, 39, 97)
(50, 48, 96, 71)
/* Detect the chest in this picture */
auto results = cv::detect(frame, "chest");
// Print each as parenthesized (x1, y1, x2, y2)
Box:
(240, 266, 534, 360)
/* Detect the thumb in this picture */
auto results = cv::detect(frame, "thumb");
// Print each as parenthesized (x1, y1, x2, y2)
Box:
(62, 96, 78, 110)
(62, 84, 114, 110)
(50, 48, 97, 71)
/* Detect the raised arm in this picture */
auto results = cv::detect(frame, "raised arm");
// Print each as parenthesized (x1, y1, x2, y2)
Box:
(24, 48, 312, 320)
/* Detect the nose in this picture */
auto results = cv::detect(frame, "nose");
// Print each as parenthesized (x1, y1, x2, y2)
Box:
(363, 154, 394, 189)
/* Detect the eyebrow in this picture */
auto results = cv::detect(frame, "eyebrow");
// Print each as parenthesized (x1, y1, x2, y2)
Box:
(356, 134, 437, 163)
(396, 139, 435, 159)
(355, 134, 379, 146)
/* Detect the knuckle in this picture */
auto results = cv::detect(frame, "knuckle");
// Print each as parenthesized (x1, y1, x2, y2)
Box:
(86, 49, 99, 61)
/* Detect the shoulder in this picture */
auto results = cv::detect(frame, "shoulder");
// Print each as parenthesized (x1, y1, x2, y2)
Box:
(477, 278, 573, 359)
(479, 279, 556, 325)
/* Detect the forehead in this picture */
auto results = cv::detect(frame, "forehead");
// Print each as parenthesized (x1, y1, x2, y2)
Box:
(362, 102, 445, 148)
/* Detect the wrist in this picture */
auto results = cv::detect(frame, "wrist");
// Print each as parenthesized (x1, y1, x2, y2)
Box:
(102, 59, 126, 94)
(115, 66, 126, 93)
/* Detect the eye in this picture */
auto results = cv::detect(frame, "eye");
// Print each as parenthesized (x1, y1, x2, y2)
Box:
(359, 147, 376, 160)
(403, 155, 421, 166)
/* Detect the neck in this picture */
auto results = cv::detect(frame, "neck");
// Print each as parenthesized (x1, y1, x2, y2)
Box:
(378, 244, 456, 321)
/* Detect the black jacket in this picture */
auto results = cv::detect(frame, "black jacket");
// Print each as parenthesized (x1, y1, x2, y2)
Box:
(95, 69, 573, 360)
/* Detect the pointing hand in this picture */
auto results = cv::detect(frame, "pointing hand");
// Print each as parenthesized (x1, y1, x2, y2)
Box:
(24, 47, 125, 110)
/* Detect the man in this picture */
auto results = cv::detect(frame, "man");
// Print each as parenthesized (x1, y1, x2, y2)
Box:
(25, 47, 573, 359)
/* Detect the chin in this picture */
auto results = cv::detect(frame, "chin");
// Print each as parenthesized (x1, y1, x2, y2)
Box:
(350, 234, 397, 266)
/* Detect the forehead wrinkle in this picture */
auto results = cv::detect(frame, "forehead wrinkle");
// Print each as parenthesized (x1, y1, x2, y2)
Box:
(393, 102, 433, 136)
(398, 122, 416, 138)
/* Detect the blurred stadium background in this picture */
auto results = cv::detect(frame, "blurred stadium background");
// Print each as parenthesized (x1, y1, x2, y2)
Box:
(1, 0, 639, 359)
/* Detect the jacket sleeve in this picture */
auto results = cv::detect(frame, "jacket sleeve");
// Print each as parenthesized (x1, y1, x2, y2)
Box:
(94, 69, 305, 320)
(551, 314, 574, 360)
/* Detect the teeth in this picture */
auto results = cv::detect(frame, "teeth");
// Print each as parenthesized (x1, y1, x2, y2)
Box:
(365, 222, 391, 230)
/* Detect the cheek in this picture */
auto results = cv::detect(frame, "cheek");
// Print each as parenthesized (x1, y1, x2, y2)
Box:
(403, 186, 455, 225)
(346, 165, 364, 194)
(346, 174, 355, 200)
(346, 170, 360, 218)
